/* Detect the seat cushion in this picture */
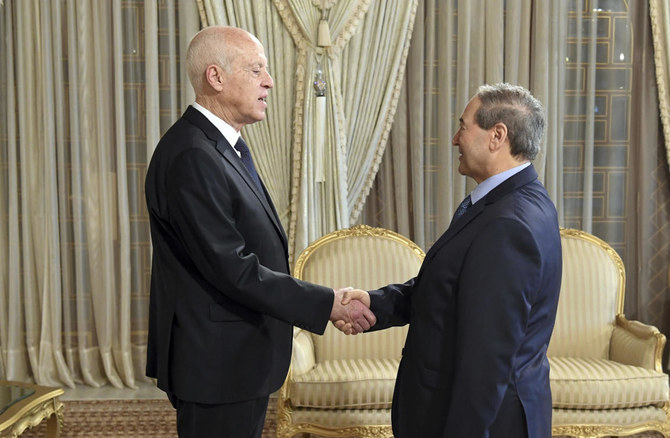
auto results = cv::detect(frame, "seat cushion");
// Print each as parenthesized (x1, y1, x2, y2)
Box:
(549, 357, 670, 409)
(290, 358, 399, 409)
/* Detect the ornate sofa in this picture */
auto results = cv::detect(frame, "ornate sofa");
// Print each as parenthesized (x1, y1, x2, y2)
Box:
(276, 225, 424, 438)
(549, 228, 669, 437)
(276, 226, 670, 438)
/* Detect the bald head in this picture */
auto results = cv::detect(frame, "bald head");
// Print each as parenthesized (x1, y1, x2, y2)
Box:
(185, 25, 273, 130)
(186, 26, 261, 95)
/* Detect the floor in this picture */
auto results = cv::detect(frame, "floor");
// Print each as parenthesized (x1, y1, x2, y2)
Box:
(46, 383, 669, 438)
(18, 382, 285, 437)
(60, 380, 168, 401)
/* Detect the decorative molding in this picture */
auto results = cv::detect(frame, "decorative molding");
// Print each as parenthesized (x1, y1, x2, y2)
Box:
(559, 227, 626, 314)
(553, 228, 670, 438)
(552, 409, 670, 438)
(277, 224, 422, 437)
(293, 224, 425, 276)
(0, 397, 63, 438)
(279, 422, 394, 438)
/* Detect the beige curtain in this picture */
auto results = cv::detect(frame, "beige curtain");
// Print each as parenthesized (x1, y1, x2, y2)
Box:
(363, 0, 670, 371)
(0, 0, 199, 388)
(2, 0, 668, 389)
(362, 0, 567, 250)
(635, 0, 670, 372)
(197, 0, 296, 237)
(197, 0, 418, 260)
(563, 1, 670, 372)
(650, 0, 670, 166)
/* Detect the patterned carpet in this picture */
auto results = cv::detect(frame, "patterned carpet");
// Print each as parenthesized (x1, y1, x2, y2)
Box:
(19, 399, 175, 437)
(15, 396, 664, 438)
(18, 396, 278, 437)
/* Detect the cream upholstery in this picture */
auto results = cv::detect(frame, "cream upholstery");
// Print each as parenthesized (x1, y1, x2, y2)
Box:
(550, 228, 670, 437)
(276, 225, 424, 438)
(276, 226, 670, 437)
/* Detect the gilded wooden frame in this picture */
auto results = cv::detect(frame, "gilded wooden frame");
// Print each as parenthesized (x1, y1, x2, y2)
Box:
(276, 224, 423, 438)
(552, 228, 670, 438)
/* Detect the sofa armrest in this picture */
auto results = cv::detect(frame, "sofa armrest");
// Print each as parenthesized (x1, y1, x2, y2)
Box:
(291, 327, 316, 376)
(610, 314, 666, 371)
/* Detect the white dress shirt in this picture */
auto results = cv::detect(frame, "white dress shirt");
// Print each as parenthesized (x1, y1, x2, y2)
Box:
(192, 102, 242, 158)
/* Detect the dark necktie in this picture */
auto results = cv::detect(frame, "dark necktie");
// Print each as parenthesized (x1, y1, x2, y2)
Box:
(453, 194, 472, 221)
(234, 137, 262, 191)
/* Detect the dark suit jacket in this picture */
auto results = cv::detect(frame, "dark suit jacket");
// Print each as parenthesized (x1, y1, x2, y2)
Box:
(144, 106, 333, 404)
(369, 165, 561, 438)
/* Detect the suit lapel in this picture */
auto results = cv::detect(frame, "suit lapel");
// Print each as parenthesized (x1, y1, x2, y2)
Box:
(182, 106, 288, 248)
(421, 165, 539, 268)
(215, 139, 288, 245)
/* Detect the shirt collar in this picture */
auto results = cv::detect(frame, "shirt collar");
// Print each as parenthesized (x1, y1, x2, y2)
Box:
(191, 102, 240, 151)
(470, 162, 531, 205)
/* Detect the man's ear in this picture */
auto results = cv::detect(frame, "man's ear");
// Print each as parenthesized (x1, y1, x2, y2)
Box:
(205, 65, 224, 91)
(489, 122, 508, 152)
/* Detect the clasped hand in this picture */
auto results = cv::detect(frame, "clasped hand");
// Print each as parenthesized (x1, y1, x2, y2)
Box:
(330, 287, 376, 335)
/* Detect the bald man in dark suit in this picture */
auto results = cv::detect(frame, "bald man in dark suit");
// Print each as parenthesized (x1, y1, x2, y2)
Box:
(145, 26, 374, 438)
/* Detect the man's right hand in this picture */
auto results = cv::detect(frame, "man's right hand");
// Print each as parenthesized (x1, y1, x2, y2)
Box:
(330, 287, 376, 335)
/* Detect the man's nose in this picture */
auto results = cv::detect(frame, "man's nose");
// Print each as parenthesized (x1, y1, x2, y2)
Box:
(263, 72, 274, 89)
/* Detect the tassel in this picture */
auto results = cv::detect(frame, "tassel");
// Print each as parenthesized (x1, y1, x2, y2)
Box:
(317, 19, 331, 47)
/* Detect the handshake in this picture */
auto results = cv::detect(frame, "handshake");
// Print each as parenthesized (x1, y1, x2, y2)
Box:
(329, 287, 376, 335)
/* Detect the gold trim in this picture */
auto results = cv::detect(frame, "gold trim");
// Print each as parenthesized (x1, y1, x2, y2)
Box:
(279, 227, 670, 437)
(552, 402, 670, 437)
(277, 421, 394, 438)
(560, 229, 666, 370)
(553, 229, 670, 437)
(294, 224, 425, 276)
(0, 380, 64, 438)
(277, 225, 423, 438)
(276, 377, 395, 438)
(559, 227, 625, 314)
(616, 314, 667, 373)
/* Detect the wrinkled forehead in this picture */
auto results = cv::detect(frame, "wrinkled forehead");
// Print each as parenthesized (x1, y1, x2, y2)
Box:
(461, 96, 482, 121)
(229, 35, 267, 66)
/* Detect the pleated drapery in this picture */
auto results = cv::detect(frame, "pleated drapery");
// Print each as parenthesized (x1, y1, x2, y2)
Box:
(363, 0, 670, 370)
(197, 0, 418, 260)
(363, 0, 567, 250)
(650, 0, 670, 169)
(2, 0, 669, 389)
(0, 0, 200, 388)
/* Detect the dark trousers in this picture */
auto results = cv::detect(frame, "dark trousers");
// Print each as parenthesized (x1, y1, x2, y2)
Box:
(489, 394, 529, 438)
(174, 395, 269, 438)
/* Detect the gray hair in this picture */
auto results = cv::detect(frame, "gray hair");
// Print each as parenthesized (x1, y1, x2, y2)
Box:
(475, 83, 545, 161)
